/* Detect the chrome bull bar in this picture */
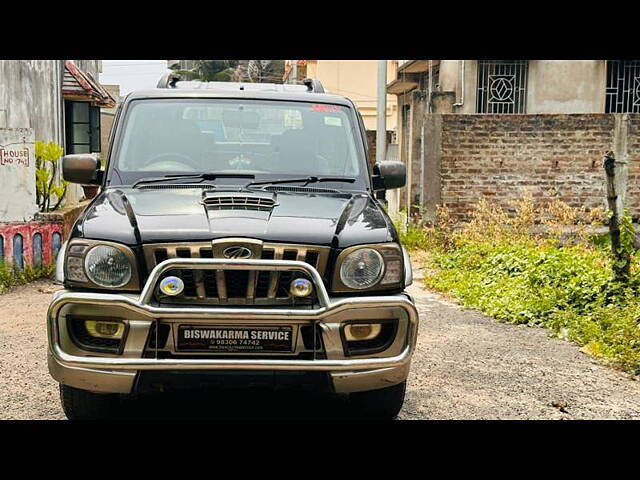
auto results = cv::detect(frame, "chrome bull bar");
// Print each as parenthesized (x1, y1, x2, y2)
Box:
(48, 258, 419, 372)
(140, 258, 332, 307)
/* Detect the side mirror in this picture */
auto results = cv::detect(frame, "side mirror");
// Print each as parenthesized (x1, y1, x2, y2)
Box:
(372, 161, 406, 191)
(62, 154, 102, 185)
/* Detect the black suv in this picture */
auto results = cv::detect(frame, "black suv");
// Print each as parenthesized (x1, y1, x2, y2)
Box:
(47, 76, 419, 419)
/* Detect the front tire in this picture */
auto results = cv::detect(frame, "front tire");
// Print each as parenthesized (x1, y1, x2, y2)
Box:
(59, 384, 120, 420)
(349, 380, 407, 419)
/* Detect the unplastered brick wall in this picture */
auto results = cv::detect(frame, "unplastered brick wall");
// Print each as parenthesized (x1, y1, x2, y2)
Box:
(625, 115, 640, 215)
(438, 114, 620, 220)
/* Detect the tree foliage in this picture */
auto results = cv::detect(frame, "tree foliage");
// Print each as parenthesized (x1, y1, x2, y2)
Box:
(170, 60, 239, 82)
(244, 60, 285, 83)
(170, 60, 285, 83)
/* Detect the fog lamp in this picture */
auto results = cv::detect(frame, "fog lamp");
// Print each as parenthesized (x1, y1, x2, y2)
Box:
(160, 276, 184, 296)
(290, 278, 313, 297)
(344, 323, 382, 341)
(85, 320, 125, 339)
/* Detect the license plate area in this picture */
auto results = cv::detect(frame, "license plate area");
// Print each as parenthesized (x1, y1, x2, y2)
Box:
(177, 325, 295, 353)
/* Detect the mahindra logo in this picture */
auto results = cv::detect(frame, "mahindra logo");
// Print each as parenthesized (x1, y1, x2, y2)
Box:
(223, 246, 253, 259)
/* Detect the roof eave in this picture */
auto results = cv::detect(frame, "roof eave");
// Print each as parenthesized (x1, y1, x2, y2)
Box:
(63, 60, 116, 108)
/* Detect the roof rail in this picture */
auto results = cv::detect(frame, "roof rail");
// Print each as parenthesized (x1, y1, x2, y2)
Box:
(156, 72, 326, 94)
(302, 78, 325, 93)
(157, 71, 181, 88)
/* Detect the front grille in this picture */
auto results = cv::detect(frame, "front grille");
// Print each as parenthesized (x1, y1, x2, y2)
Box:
(143, 242, 330, 306)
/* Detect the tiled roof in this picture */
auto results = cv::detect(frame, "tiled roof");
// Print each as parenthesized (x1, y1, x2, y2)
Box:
(62, 60, 116, 107)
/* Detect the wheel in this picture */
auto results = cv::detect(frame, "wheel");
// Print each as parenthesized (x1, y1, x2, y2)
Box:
(59, 384, 120, 420)
(349, 381, 407, 419)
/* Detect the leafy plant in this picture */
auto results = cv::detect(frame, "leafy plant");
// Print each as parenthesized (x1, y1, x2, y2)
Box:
(35, 141, 68, 212)
(610, 208, 636, 281)
(0, 261, 55, 295)
(408, 196, 640, 374)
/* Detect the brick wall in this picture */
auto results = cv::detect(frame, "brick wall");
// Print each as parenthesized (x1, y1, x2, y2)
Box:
(626, 115, 640, 215)
(365, 130, 394, 167)
(435, 114, 626, 220)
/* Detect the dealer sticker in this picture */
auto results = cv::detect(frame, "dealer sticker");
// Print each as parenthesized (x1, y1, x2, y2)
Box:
(177, 325, 294, 353)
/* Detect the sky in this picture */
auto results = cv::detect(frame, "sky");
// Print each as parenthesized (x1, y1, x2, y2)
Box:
(99, 60, 169, 96)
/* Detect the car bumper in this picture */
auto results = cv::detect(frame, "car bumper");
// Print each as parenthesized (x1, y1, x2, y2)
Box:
(47, 258, 419, 394)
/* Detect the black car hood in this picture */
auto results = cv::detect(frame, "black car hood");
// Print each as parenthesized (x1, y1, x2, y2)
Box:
(76, 187, 397, 248)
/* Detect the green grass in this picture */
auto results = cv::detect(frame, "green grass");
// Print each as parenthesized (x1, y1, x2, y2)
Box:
(0, 261, 55, 295)
(405, 227, 640, 375)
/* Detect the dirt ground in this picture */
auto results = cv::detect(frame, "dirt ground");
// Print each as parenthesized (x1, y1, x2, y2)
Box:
(2, 267, 640, 420)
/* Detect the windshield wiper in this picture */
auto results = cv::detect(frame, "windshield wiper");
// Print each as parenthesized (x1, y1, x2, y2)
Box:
(132, 173, 255, 189)
(245, 176, 356, 189)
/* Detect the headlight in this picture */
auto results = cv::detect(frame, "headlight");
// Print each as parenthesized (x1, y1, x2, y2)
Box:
(85, 245, 132, 287)
(340, 248, 384, 289)
(333, 243, 404, 292)
(64, 239, 139, 290)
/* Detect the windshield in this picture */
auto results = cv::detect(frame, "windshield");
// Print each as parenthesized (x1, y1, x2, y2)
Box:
(111, 98, 367, 188)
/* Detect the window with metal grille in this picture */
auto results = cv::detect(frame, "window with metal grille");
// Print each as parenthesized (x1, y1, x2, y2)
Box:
(476, 60, 528, 113)
(605, 60, 640, 113)
(64, 100, 101, 153)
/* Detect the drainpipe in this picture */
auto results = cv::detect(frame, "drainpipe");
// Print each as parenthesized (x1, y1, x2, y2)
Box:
(59, 60, 65, 146)
(452, 60, 465, 109)
(427, 60, 433, 113)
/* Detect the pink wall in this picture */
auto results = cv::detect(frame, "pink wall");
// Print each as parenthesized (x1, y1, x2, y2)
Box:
(0, 221, 63, 267)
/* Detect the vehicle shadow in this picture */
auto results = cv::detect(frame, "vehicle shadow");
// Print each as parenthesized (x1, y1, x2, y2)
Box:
(115, 388, 360, 420)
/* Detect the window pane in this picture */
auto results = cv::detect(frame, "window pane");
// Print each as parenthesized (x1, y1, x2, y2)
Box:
(90, 106, 101, 152)
(73, 124, 90, 144)
(72, 144, 90, 154)
(72, 102, 90, 122)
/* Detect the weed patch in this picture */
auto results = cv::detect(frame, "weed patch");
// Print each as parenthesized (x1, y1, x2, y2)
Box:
(405, 195, 640, 374)
(0, 262, 55, 295)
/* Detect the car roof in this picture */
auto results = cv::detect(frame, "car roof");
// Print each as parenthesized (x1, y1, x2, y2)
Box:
(124, 88, 354, 107)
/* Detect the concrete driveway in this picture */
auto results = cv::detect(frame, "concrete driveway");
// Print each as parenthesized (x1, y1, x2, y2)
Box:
(2, 269, 640, 420)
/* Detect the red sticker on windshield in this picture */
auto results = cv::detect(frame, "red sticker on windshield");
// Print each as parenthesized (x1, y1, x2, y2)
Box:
(311, 104, 342, 113)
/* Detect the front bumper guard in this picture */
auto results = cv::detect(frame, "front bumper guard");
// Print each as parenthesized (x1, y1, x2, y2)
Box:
(48, 258, 419, 373)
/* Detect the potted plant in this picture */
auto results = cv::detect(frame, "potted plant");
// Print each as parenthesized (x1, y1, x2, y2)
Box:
(82, 154, 104, 200)
(81, 184, 99, 200)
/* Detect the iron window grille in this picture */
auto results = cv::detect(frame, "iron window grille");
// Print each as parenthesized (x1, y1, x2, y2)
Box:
(476, 60, 528, 114)
(605, 60, 640, 113)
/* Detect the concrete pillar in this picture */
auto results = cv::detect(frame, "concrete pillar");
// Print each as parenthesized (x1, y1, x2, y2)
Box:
(422, 114, 442, 224)
(408, 90, 426, 217)
(417, 92, 455, 224)
(431, 91, 456, 114)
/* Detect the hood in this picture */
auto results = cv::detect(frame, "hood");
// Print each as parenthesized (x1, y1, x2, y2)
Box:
(75, 187, 397, 248)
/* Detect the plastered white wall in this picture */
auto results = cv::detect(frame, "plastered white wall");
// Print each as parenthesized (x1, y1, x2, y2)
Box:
(0, 128, 36, 222)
